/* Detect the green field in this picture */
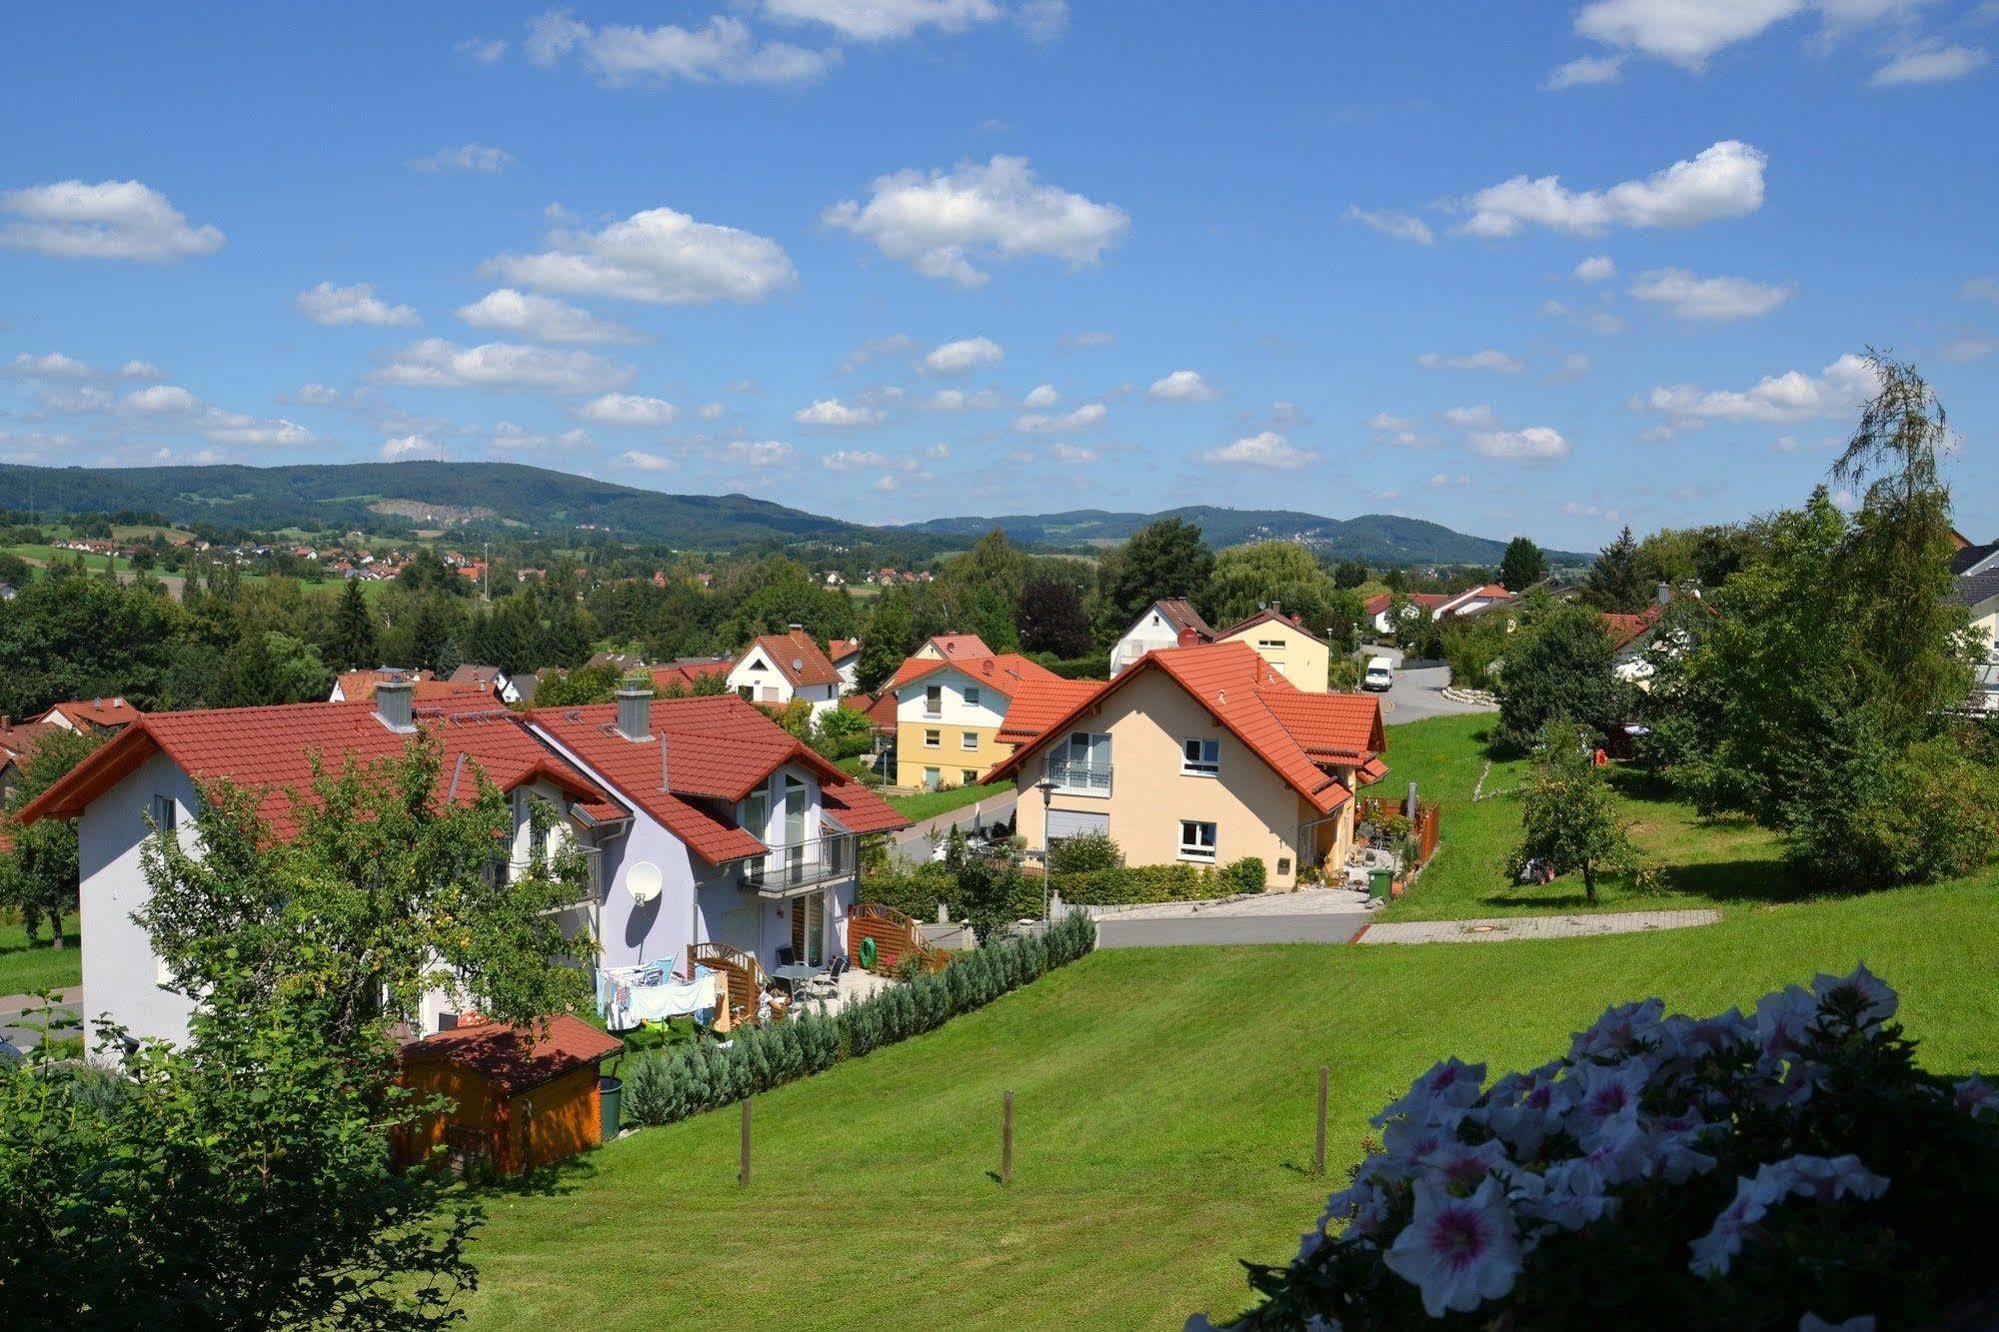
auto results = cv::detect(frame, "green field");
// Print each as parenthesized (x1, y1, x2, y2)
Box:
(886, 780, 1015, 823)
(0, 914, 81, 996)
(457, 715, 1999, 1328)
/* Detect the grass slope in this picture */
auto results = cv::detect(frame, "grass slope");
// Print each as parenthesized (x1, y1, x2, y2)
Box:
(886, 780, 1015, 823)
(460, 880, 1999, 1329)
(0, 915, 81, 996)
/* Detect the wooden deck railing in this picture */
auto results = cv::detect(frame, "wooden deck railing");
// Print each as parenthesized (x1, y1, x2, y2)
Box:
(689, 941, 768, 1029)
(848, 902, 947, 973)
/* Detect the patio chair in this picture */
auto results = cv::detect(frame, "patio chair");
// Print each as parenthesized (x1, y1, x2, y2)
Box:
(828, 954, 850, 982)
(776, 945, 797, 967)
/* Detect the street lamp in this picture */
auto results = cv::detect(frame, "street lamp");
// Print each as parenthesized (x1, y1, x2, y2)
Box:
(1036, 773, 1056, 923)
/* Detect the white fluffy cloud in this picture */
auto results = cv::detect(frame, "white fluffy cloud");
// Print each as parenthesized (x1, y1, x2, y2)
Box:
(1442, 404, 1499, 428)
(927, 387, 1003, 412)
(1630, 267, 1793, 320)
(409, 143, 515, 173)
(124, 384, 203, 414)
(0, 179, 224, 262)
(1015, 402, 1106, 433)
(1871, 42, 1990, 86)
(201, 411, 315, 448)
(821, 448, 893, 470)
(7, 352, 92, 378)
(1544, 53, 1627, 88)
(1459, 140, 1766, 238)
(824, 155, 1128, 286)
(1200, 430, 1317, 470)
(1419, 349, 1525, 373)
(296, 281, 420, 328)
(455, 288, 640, 345)
(1574, 255, 1617, 281)
(525, 11, 837, 86)
(1022, 383, 1060, 409)
(120, 360, 163, 379)
(723, 439, 796, 468)
(795, 397, 883, 427)
(761, 0, 1002, 41)
(373, 339, 633, 393)
(1639, 352, 1880, 428)
(456, 36, 508, 62)
(1147, 369, 1219, 403)
(1343, 206, 1434, 245)
(618, 449, 678, 471)
(577, 393, 678, 426)
(922, 335, 1005, 374)
(1471, 426, 1570, 459)
(382, 434, 448, 461)
(294, 383, 341, 405)
(1049, 442, 1098, 464)
(1573, 0, 1804, 70)
(486, 205, 796, 306)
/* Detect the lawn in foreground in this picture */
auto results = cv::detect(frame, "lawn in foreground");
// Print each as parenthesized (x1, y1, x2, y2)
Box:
(0, 915, 81, 996)
(1377, 713, 1809, 922)
(458, 878, 1999, 1330)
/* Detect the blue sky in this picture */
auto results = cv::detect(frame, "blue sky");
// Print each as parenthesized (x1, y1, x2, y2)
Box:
(3, 1, 1996, 550)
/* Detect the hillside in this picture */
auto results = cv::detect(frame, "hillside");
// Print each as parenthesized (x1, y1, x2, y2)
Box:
(907, 505, 1588, 565)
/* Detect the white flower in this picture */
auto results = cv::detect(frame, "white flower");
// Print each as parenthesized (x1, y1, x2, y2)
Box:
(1570, 998, 1666, 1061)
(1660, 1007, 1755, 1062)
(1811, 963, 1897, 1031)
(1383, 1176, 1523, 1316)
(1576, 1061, 1649, 1126)
(1644, 1111, 1719, 1184)
(1690, 1175, 1769, 1277)
(1425, 1139, 1512, 1193)
(1955, 1075, 1999, 1119)
(1375, 1057, 1487, 1126)
(1760, 1154, 1889, 1205)
(1754, 984, 1821, 1060)
(1520, 1160, 1619, 1231)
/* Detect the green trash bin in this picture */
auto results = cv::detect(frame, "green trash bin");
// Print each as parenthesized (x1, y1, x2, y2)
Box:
(1367, 868, 1392, 900)
(599, 1075, 623, 1142)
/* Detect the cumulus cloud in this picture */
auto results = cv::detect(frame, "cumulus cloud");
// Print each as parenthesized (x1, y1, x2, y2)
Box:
(295, 281, 421, 328)
(1544, 53, 1626, 88)
(0, 179, 225, 262)
(1200, 430, 1317, 470)
(927, 387, 1003, 412)
(120, 359, 163, 379)
(294, 383, 341, 405)
(373, 338, 633, 394)
(760, 0, 1002, 41)
(1022, 383, 1060, 409)
(1418, 349, 1525, 373)
(821, 448, 893, 470)
(1442, 404, 1499, 428)
(795, 397, 883, 427)
(1459, 140, 1766, 237)
(577, 393, 677, 426)
(1015, 0, 1070, 42)
(617, 449, 677, 471)
(1147, 369, 1219, 402)
(486, 204, 796, 306)
(723, 439, 796, 468)
(1471, 426, 1570, 459)
(201, 412, 315, 448)
(1049, 442, 1098, 464)
(525, 11, 837, 86)
(124, 384, 203, 414)
(1871, 41, 1990, 85)
(823, 155, 1128, 286)
(456, 36, 508, 62)
(1572, 0, 1804, 71)
(1015, 402, 1106, 433)
(7, 352, 93, 378)
(381, 435, 449, 461)
(1342, 206, 1434, 244)
(409, 143, 515, 173)
(922, 335, 1005, 374)
(1630, 267, 1793, 320)
(1574, 255, 1617, 281)
(1638, 352, 1880, 429)
(455, 288, 640, 344)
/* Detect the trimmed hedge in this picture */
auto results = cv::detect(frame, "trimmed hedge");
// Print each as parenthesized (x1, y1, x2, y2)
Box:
(861, 864, 1041, 922)
(619, 912, 1097, 1129)
(1053, 856, 1268, 905)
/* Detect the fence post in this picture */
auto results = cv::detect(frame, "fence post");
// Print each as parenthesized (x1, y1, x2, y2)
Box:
(739, 1097, 752, 1187)
(1313, 1067, 1328, 1176)
(1002, 1090, 1014, 1186)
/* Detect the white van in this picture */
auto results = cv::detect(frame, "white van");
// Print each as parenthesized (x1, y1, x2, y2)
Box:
(1362, 657, 1394, 692)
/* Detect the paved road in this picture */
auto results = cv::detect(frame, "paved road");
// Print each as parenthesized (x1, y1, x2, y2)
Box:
(890, 789, 1018, 866)
(0, 987, 83, 1058)
(1361, 646, 1496, 724)
(1358, 908, 1722, 946)
(1096, 912, 1371, 948)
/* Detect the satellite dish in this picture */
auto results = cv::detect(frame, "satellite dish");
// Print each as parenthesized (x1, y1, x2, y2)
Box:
(628, 861, 663, 905)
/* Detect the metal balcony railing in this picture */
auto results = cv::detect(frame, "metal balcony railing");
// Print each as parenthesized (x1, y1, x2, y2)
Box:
(1046, 757, 1113, 796)
(743, 833, 857, 895)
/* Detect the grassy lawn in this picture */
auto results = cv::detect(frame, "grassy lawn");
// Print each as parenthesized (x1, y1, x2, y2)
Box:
(459, 877, 1999, 1329)
(0, 914, 81, 996)
(1377, 713, 1806, 922)
(886, 780, 1014, 822)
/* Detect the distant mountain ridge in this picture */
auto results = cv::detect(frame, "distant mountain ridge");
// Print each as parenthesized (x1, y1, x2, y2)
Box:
(908, 505, 1588, 565)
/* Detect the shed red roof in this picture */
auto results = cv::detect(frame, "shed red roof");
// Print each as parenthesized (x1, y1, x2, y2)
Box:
(887, 650, 1064, 697)
(39, 697, 143, 731)
(399, 1013, 622, 1095)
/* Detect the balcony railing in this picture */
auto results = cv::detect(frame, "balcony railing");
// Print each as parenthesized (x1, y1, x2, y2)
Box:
(742, 833, 857, 895)
(1046, 757, 1113, 796)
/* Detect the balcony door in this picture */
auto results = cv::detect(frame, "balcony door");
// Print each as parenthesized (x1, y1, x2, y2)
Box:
(790, 890, 826, 967)
(784, 776, 808, 885)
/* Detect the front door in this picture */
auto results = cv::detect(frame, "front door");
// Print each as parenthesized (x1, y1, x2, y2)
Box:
(790, 892, 825, 967)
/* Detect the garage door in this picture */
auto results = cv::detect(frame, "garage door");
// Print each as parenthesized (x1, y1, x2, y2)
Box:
(1047, 809, 1109, 840)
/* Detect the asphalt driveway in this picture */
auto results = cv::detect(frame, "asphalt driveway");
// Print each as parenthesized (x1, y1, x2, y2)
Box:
(1361, 646, 1496, 724)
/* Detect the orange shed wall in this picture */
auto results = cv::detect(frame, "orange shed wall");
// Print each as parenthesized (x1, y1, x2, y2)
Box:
(506, 1064, 604, 1174)
(397, 1059, 501, 1171)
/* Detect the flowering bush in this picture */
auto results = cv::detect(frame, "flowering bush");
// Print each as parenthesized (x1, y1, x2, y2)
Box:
(1217, 967, 1999, 1330)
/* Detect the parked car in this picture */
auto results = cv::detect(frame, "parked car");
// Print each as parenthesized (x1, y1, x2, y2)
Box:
(1363, 657, 1394, 692)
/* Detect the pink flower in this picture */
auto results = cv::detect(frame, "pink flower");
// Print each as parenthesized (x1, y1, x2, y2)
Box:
(1811, 963, 1897, 1031)
(1954, 1075, 1999, 1119)
(1661, 1007, 1754, 1061)
(1576, 1061, 1649, 1125)
(1375, 1057, 1487, 1126)
(1570, 998, 1666, 1061)
(1383, 1177, 1522, 1316)
(1690, 1176, 1769, 1277)
(1755, 984, 1821, 1060)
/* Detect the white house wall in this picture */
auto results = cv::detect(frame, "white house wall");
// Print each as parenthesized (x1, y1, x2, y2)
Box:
(895, 667, 1009, 729)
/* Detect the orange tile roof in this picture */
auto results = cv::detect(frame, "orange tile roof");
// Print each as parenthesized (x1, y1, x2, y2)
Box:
(399, 1013, 623, 1095)
(989, 641, 1383, 816)
(334, 668, 438, 703)
(40, 697, 143, 730)
(21, 698, 616, 838)
(887, 651, 1065, 698)
(826, 637, 861, 664)
(0, 718, 57, 766)
(648, 658, 733, 692)
(995, 677, 1107, 745)
(927, 633, 993, 660)
(1603, 606, 1661, 652)
(737, 630, 842, 689)
(841, 691, 898, 731)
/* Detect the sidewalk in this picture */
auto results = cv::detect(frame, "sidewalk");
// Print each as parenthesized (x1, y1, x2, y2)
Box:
(1356, 908, 1722, 946)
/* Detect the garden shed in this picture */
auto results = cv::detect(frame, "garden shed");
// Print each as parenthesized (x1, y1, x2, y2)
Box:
(396, 1014, 622, 1176)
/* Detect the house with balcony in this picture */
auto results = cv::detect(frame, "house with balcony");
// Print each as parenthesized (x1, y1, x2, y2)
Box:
(986, 640, 1386, 891)
(725, 628, 844, 717)
(885, 637, 1099, 789)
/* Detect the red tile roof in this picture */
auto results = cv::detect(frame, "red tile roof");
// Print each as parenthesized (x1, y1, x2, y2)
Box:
(926, 633, 993, 660)
(1603, 605, 1662, 652)
(887, 650, 1065, 697)
(1215, 605, 1327, 645)
(399, 1013, 622, 1095)
(21, 697, 616, 838)
(841, 691, 898, 732)
(826, 637, 861, 664)
(529, 695, 907, 865)
(995, 677, 1108, 745)
(736, 630, 842, 689)
(39, 697, 143, 731)
(333, 668, 434, 703)
(0, 718, 57, 767)
(648, 658, 734, 693)
(1151, 598, 1213, 640)
(989, 641, 1383, 816)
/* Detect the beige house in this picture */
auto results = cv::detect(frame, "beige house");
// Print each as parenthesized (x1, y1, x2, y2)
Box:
(988, 640, 1386, 891)
(885, 635, 1098, 789)
(1214, 606, 1333, 692)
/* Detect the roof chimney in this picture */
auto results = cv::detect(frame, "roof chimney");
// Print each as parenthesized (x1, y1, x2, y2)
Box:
(616, 679, 652, 743)
(375, 679, 415, 733)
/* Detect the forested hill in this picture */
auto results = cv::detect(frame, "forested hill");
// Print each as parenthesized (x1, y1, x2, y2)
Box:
(907, 505, 1590, 565)
(0, 461, 878, 549)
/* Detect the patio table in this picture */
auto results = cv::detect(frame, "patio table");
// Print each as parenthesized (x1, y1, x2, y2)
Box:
(771, 963, 824, 997)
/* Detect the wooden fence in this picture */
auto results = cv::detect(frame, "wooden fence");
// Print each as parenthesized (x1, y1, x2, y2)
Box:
(848, 902, 947, 972)
(1357, 797, 1440, 867)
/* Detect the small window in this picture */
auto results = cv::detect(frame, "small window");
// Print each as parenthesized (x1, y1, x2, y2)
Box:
(925, 729, 941, 748)
(1258, 638, 1284, 650)
(1179, 821, 1217, 862)
(962, 769, 978, 785)
(925, 685, 943, 716)
(149, 794, 177, 833)
(961, 731, 979, 751)
(964, 685, 981, 707)
(924, 767, 942, 790)
(737, 685, 755, 701)
(1182, 738, 1220, 775)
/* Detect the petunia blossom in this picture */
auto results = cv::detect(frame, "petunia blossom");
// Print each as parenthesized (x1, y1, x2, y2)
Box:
(1383, 1176, 1523, 1316)
(1811, 963, 1897, 1031)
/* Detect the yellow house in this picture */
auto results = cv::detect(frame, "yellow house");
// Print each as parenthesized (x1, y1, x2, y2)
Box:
(1214, 606, 1333, 692)
(987, 640, 1386, 891)
(886, 636, 1099, 789)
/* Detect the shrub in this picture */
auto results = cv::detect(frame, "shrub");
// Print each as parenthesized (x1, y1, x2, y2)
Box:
(1055, 862, 1216, 906)
(1217, 856, 1267, 895)
(1048, 830, 1124, 876)
(1216, 966, 1999, 1331)
(621, 1052, 675, 1127)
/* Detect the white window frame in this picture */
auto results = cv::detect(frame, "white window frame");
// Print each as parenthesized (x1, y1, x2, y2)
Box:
(1178, 820, 1217, 863)
(1182, 737, 1220, 776)
(924, 684, 943, 718)
(149, 793, 177, 833)
(960, 730, 979, 752)
(924, 729, 941, 749)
